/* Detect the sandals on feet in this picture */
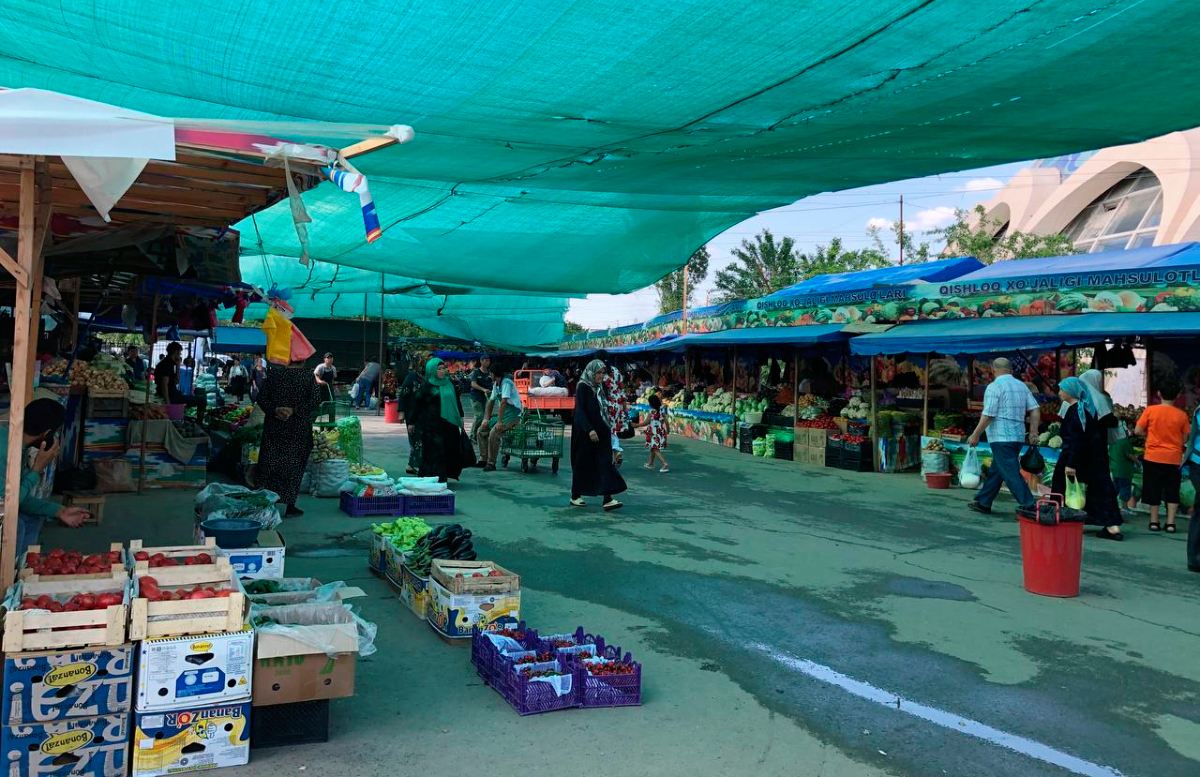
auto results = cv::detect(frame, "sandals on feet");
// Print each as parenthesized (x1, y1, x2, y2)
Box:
(1165, 523, 1177, 534)
(1148, 522, 1162, 532)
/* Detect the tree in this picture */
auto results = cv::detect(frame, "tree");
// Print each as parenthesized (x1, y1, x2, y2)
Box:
(866, 220, 935, 265)
(655, 247, 710, 314)
(388, 320, 437, 339)
(932, 205, 1078, 264)
(797, 237, 891, 279)
(563, 320, 587, 335)
(713, 230, 802, 301)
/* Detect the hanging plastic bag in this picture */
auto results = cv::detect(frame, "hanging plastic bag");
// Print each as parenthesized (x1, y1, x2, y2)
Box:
(1020, 445, 1045, 475)
(959, 449, 982, 489)
(1065, 475, 1087, 510)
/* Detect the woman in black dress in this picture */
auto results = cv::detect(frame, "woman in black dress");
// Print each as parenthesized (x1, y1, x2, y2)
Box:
(1052, 377, 1124, 540)
(256, 360, 323, 517)
(399, 352, 428, 475)
(413, 357, 466, 482)
(570, 359, 627, 511)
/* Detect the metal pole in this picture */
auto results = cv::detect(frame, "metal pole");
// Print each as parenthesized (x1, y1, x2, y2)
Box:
(681, 264, 689, 333)
(137, 294, 159, 496)
(869, 355, 879, 472)
(899, 194, 905, 266)
(376, 277, 385, 416)
(69, 280, 81, 350)
(1, 157, 46, 585)
(922, 352, 931, 437)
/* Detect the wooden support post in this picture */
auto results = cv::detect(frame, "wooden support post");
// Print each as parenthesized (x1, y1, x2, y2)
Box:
(792, 349, 800, 434)
(70, 280, 82, 350)
(137, 295, 160, 496)
(2, 157, 48, 585)
(922, 352, 932, 437)
(732, 347, 739, 415)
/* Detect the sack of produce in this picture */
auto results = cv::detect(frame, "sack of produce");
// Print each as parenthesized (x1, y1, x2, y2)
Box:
(959, 449, 982, 489)
(1020, 445, 1046, 475)
(313, 458, 351, 497)
(94, 457, 135, 492)
(335, 416, 364, 463)
(195, 483, 282, 529)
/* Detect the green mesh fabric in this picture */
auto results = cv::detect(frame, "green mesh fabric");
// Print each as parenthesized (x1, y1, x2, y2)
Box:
(3, 1, 1199, 295)
(232, 256, 569, 348)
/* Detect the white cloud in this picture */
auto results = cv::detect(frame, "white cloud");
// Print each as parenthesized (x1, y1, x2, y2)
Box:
(960, 177, 1004, 193)
(911, 206, 957, 232)
(866, 216, 892, 231)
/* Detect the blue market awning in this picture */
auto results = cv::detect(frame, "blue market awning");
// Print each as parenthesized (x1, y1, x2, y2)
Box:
(769, 256, 984, 298)
(210, 326, 266, 354)
(850, 313, 1200, 355)
(647, 324, 854, 351)
(940, 243, 1200, 292)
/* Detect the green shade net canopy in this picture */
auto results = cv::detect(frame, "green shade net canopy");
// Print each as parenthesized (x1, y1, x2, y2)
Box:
(3, 0, 1200, 295)
(232, 256, 570, 349)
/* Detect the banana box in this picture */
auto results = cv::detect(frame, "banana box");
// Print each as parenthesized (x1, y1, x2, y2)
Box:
(2, 713, 128, 777)
(427, 579, 520, 639)
(3, 645, 133, 724)
(131, 701, 250, 777)
(135, 629, 253, 712)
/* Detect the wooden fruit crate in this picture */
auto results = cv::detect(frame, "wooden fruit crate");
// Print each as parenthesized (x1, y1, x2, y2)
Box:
(2, 578, 129, 653)
(431, 560, 520, 595)
(86, 389, 129, 419)
(128, 537, 220, 572)
(129, 565, 246, 640)
(19, 542, 128, 582)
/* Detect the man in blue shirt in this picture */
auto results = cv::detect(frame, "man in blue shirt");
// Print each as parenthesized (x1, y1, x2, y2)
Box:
(2, 398, 90, 553)
(967, 358, 1040, 515)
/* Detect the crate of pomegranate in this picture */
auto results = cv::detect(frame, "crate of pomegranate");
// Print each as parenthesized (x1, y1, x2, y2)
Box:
(129, 563, 246, 640)
(127, 538, 221, 572)
(19, 543, 128, 582)
(2, 577, 130, 652)
(529, 626, 642, 709)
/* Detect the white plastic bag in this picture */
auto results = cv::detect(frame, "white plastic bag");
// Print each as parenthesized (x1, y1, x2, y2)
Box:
(194, 482, 281, 529)
(349, 382, 361, 400)
(253, 602, 377, 657)
(960, 448, 982, 489)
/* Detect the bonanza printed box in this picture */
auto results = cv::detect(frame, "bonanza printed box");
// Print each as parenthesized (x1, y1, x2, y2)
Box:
(131, 701, 250, 777)
(427, 578, 520, 639)
(3, 645, 133, 724)
(2, 713, 128, 777)
(135, 628, 254, 712)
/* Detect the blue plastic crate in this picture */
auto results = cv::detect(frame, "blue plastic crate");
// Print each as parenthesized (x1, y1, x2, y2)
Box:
(403, 492, 455, 516)
(340, 491, 406, 517)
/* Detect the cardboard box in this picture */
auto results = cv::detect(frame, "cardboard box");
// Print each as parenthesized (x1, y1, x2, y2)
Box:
(131, 701, 250, 777)
(252, 602, 360, 706)
(427, 578, 520, 639)
(383, 538, 409, 583)
(245, 577, 365, 607)
(368, 533, 387, 572)
(221, 531, 286, 580)
(3, 645, 133, 724)
(794, 444, 810, 465)
(2, 713, 128, 777)
(807, 428, 829, 448)
(135, 628, 254, 712)
(398, 563, 430, 620)
(811, 447, 827, 467)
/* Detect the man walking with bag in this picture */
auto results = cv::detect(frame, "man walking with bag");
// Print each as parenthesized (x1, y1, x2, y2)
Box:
(967, 358, 1041, 516)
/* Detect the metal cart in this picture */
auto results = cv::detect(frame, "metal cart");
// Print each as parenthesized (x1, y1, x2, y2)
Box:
(499, 412, 565, 473)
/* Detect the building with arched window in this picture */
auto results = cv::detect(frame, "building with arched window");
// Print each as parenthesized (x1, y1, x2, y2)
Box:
(974, 129, 1200, 251)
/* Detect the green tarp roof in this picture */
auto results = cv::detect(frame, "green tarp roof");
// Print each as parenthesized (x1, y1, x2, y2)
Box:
(2, 1, 1199, 298)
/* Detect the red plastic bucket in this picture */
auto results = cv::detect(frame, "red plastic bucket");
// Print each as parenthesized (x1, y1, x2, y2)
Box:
(925, 472, 952, 489)
(1018, 515, 1084, 597)
(384, 399, 400, 424)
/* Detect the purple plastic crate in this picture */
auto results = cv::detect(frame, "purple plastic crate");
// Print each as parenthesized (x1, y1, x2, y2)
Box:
(472, 622, 535, 687)
(340, 491, 406, 517)
(574, 654, 643, 708)
(403, 492, 455, 516)
(493, 656, 579, 716)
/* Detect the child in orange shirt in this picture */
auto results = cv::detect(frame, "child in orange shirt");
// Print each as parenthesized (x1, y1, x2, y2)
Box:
(1136, 384, 1191, 533)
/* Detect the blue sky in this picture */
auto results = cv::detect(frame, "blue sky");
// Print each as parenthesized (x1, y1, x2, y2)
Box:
(568, 160, 1029, 329)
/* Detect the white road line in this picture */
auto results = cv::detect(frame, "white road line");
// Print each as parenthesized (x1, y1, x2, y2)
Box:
(749, 642, 1125, 777)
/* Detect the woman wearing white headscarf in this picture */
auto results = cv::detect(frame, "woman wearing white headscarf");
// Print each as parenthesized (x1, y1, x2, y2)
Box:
(569, 359, 627, 511)
(1080, 369, 1124, 444)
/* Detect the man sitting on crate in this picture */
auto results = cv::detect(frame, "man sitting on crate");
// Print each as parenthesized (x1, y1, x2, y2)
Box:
(474, 362, 523, 472)
(0, 398, 90, 553)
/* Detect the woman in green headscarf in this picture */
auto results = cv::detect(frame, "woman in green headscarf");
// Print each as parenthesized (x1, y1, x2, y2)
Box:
(412, 357, 469, 482)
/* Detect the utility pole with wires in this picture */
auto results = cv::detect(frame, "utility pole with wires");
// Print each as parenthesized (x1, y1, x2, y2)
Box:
(681, 263, 689, 332)
(899, 194, 905, 266)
